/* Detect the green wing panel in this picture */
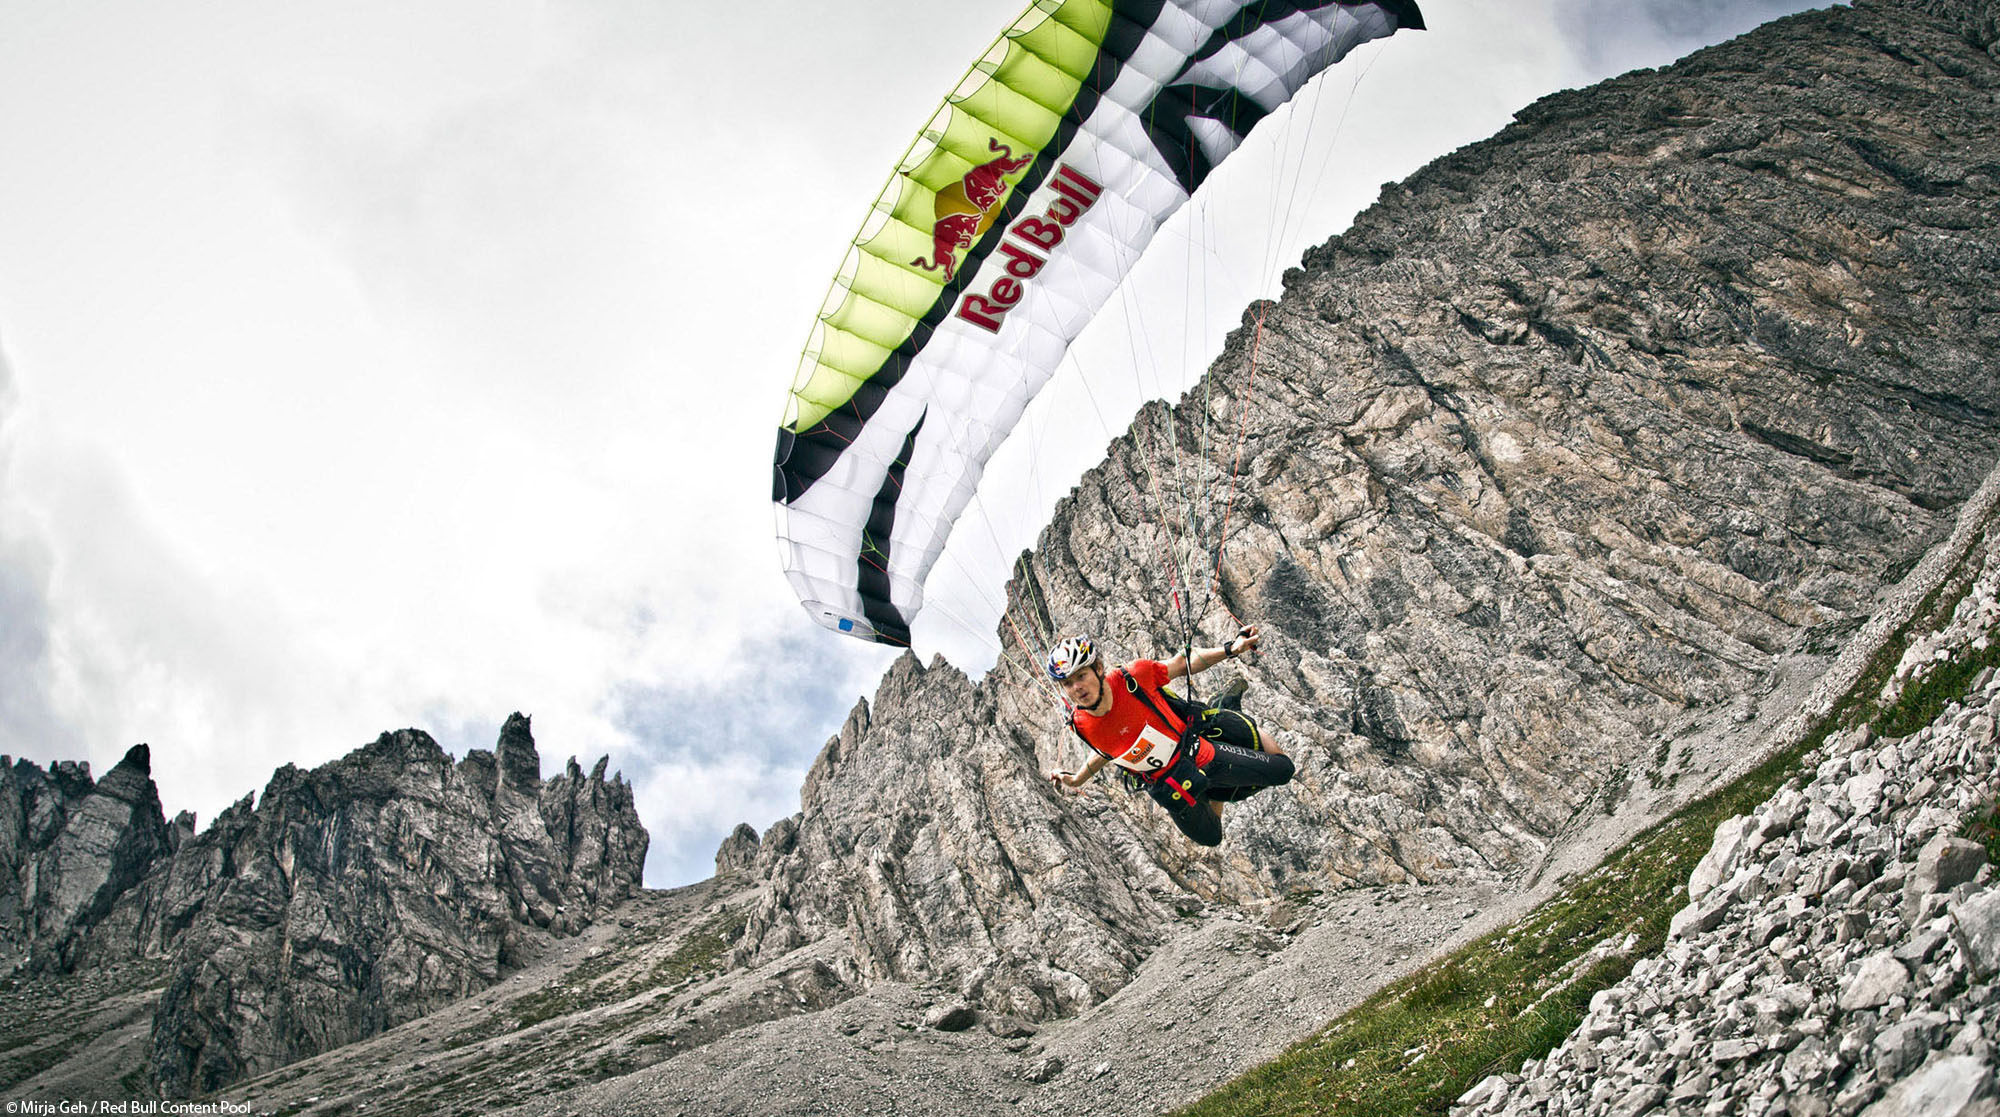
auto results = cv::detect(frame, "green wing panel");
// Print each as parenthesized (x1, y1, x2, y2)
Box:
(820, 287, 918, 352)
(781, 0, 1107, 434)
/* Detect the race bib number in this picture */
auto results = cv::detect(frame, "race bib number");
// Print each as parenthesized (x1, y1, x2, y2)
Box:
(1112, 724, 1180, 773)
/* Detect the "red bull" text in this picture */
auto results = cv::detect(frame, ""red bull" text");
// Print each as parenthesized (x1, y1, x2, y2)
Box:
(954, 164, 1104, 334)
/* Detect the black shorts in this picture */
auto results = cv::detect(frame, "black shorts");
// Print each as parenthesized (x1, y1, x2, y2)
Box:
(1147, 710, 1296, 847)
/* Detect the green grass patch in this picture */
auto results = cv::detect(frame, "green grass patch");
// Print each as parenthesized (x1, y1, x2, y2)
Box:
(1875, 636, 2000, 740)
(1964, 799, 2000, 865)
(506, 985, 581, 1030)
(636, 909, 748, 992)
(1845, 540, 1994, 736)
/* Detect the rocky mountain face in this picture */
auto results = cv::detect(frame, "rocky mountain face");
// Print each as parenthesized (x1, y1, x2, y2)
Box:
(45, 468, 1985, 1117)
(0, 744, 178, 973)
(734, 0, 2000, 1027)
(0, 715, 646, 1095)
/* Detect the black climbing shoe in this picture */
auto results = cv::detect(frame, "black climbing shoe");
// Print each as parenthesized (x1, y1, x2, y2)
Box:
(1215, 676, 1250, 708)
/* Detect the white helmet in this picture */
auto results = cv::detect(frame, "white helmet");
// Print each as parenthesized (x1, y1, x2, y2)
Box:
(1046, 635, 1098, 682)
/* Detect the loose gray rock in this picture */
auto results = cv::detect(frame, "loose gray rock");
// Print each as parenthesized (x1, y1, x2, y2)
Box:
(1452, 441, 2000, 1117)
(1689, 815, 1760, 901)
(1458, 1075, 1509, 1109)
(1952, 889, 2000, 979)
(922, 1002, 978, 1032)
(1911, 836, 1989, 899)
(1874, 1019, 1938, 1080)
(1024, 1055, 1066, 1084)
(1839, 952, 1912, 1012)
(985, 1013, 1038, 1039)
(1608, 1085, 1665, 1117)
(1858, 1055, 1999, 1117)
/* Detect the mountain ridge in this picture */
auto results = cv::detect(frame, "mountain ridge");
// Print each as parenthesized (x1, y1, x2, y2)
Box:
(0, 714, 646, 1094)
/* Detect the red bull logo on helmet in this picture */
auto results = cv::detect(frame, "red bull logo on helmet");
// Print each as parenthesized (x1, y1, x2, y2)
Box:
(910, 138, 1036, 282)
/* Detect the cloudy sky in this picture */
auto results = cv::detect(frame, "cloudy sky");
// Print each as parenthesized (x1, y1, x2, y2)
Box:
(0, 0, 1830, 887)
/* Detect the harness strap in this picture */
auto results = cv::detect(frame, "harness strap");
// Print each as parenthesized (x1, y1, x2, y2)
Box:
(1122, 671, 1188, 737)
(1131, 676, 1220, 750)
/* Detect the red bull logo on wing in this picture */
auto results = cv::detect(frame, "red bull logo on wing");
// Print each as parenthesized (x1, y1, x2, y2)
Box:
(910, 138, 1036, 282)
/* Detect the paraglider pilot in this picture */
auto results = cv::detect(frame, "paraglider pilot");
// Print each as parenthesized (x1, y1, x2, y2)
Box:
(1046, 627, 1295, 846)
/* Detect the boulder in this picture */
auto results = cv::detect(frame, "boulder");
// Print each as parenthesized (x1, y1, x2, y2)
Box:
(1689, 815, 1761, 902)
(1951, 888, 2000, 979)
(1859, 1055, 1999, 1117)
(1838, 952, 1912, 1012)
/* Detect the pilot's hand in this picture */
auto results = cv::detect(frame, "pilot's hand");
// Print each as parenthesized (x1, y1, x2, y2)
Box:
(1228, 624, 1262, 657)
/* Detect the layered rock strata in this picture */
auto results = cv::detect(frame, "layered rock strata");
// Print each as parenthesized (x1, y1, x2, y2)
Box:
(735, 0, 2000, 1025)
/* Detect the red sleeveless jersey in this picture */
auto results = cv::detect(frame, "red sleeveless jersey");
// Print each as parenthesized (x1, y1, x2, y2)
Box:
(1070, 659, 1214, 779)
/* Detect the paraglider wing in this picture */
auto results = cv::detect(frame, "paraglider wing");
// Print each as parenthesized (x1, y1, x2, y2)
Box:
(774, 0, 1425, 645)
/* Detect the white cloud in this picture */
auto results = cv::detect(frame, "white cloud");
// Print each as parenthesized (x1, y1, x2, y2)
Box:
(1554, 0, 1839, 73)
(0, 353, 66, 754)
